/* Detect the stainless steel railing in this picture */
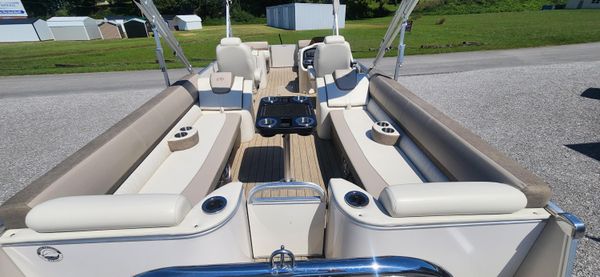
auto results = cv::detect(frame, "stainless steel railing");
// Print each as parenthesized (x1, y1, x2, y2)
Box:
(138, 247, 452, 276)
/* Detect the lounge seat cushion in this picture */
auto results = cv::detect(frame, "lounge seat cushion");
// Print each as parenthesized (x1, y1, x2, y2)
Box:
(115, 112, 241, 205)
(25, 194, 191, 233)
(199, 76, 244, 110)
(325, 73, 369, 108)
(330, 109, 423, 197)
(334, 69, 358, 90)
(369, 75, 552, 208)
(379, 182, 527, 218)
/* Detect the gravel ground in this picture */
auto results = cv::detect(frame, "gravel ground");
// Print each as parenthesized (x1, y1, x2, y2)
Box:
(399, 61, 600, 277)
(0, 89, 161, 203)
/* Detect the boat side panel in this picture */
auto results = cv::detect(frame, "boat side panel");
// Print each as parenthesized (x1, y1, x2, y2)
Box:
(325, 184, 546, 277)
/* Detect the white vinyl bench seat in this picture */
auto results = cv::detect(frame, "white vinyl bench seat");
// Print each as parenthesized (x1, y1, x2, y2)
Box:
(115, 110, 241, 205)
(330, 109, 424, 197)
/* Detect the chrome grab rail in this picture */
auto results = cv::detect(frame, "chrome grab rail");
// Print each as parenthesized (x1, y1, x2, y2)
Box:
(247, 181, 325, 204)
(546, 201, 586, 239)
(137, 255, 452, 276)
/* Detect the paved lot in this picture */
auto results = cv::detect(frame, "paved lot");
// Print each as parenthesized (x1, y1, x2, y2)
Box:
(0, 44, 599, 275)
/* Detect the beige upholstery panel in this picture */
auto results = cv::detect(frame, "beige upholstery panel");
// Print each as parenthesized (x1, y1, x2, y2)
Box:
(324, 73, 369, 108)
(115, 110, 225, 195)
(25, 194, 191, 232)
(199, 76, 244, 110)
(369, 75, 552, 208)
(216, 37, 258, 82)
(182, 113, 241, 205)
(330, 109, 423, 197)
(379, 182, 527, 217)
(314, 35, 352, 77)
(0, 74, 199, 229)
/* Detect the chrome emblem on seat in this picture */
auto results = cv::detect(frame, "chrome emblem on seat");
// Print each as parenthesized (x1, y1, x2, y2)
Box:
(37, 246, 62, 262)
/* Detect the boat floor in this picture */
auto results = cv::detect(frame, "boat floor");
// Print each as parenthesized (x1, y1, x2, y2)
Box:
(229, 67, 344, 197)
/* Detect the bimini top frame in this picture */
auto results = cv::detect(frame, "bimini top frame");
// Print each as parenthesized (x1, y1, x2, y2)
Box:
(371, 0, 420, 80)
(134, 0, 195, 86)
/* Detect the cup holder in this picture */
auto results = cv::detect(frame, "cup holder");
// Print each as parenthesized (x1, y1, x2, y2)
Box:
(382, 127, 395, 134)
(262, 96, 279, 104)
(372, 121, 400, 146)
(168, 126, 199, 152)
(174, 131, 188, 138)
(257, 117, 278, 128)
(291, 95, 308, 103)
(295, 116, 315, 127)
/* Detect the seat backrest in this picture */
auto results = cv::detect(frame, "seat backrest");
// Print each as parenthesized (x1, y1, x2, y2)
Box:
(216, 37, 256, 81)
(314, 35, 352, 77)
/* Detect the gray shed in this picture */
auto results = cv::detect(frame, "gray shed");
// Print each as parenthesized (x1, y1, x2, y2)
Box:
(266, 3, 346, 30)
(47, 17, 102, 41)
(0, 18, 54, 42)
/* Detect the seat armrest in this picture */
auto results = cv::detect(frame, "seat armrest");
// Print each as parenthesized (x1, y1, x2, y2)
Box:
(379, 182, 527, 217)
(25, 194, 191, 233)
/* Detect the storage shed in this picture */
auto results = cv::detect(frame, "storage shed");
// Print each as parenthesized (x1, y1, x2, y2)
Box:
(0, 18, 53, 42)
(162, 15, 177, 30)
(174, 15, 202, 31)
(266, 3, 346, 30)
(98, 21, 122, 39)
(123, 18, 148, 38)
(566, 0, 600, 9)
(47, 17, 102, 41)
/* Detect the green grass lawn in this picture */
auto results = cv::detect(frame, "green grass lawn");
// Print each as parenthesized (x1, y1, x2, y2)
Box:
(0, 10, 599, 76)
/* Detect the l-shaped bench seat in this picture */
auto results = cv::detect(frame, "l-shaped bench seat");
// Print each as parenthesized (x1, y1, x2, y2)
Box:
(0, 73, 244, 230)
(328, 73, 552, 208)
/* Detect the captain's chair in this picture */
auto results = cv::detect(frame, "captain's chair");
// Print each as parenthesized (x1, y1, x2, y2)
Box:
(313, 35, 353, 77)
(216, 37, 267, 88)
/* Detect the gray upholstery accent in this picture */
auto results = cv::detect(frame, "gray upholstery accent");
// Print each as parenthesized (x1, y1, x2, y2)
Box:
(210, 72, 233, 94)
(314, 35, 352, 77)
(334, 69, 358, 90)
(368, 75, 552, 208)
(0, 74, 200, 229)
(182, 113, 240, 205)
(330, 110, 389, 196)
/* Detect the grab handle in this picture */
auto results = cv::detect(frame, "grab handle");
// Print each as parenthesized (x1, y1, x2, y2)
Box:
(248, 181, 325, 204)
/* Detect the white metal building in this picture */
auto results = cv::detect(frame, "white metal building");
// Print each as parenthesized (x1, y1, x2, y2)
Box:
(266, 3, 346, 30)
(566, 0, 600, 9)
(47, 17, 102, 41)
(174, 15, 202, 31)
(0, 18, 53, 42)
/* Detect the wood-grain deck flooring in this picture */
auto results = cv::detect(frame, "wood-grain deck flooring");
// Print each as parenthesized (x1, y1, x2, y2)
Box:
(229, 67, 343, 198)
